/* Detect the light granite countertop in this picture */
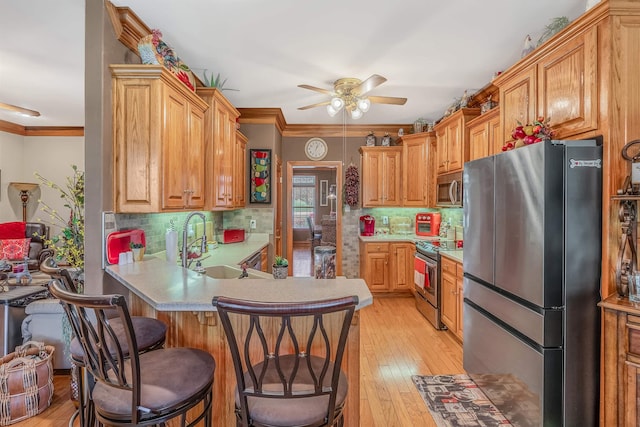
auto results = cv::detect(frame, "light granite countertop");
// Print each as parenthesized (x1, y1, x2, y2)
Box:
(358, 234, 440, 243)
(105, 257, 373, 312)
(440, 250, 463, 263)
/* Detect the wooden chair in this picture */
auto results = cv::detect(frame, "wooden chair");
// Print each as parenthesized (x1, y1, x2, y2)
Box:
(213, 295, 358, 427)
(50, 281, 215, 426)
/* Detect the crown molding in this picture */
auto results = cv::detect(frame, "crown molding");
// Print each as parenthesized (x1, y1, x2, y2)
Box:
(0, 120, 84, 137)
(106, 1, 150, 56)
(237, 108, 410, 137)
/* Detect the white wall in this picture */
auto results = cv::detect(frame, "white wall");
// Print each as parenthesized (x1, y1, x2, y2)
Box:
(0, 131, 84, 237)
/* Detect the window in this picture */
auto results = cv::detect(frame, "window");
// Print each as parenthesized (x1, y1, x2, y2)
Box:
(292, 175, 316, 229)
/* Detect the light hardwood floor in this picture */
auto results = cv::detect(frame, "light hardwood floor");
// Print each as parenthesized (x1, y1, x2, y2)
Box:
(15, 296, 463, 426)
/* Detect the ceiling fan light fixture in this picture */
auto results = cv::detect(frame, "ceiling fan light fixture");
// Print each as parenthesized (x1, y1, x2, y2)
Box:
(330, 97, 345, 111)
(327, 104, 339, 117)
(357, 97, 371, 112)
(350, 107, 363, 120)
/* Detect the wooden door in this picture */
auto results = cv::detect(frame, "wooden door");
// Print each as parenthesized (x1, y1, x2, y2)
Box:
(499, 66, 536, 145)
(361, 149, 383, 207)
(468, 120, 489, 162)
(274, 155, 283, 258)
(488, 111, 503, 155)
(185, 105, 205, 209)
(382, 149, 402, 205)
(211, 102, 230, 208)
(446, 118, 464, 172)
(365, 252, 389, 292)
(537, 27, 598, 138)
(234, 132, 247, 207)
(440, 272, 457, 332)
(436, 127, 449, 174)
(390, 243, 414, 291)
(162, 87, 189, 210)
(402, 135, 428, 206)
(455, 263, 464, 341)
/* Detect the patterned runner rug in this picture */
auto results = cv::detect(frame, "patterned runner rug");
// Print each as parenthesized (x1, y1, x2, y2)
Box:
(412, 374, 512, 427)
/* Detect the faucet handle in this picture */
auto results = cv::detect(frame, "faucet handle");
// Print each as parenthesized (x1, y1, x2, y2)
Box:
(194, 260, 206, 274)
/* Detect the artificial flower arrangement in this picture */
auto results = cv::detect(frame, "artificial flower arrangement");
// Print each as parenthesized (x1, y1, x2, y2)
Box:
(35, 165, 85, 270)
(502, 117, 555, 151)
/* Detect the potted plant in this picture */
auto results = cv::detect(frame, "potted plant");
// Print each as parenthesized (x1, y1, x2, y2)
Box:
(272, 255, 288, 279)
(130, 242, 145, 262)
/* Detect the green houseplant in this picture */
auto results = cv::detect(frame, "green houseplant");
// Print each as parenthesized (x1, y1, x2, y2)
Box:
(130, 242, 145, 262)
(272, 255, 288, 279)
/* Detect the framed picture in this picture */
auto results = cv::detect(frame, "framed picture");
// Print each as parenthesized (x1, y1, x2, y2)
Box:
(320, 180, 328, 206)
(250, 149, 272, 203)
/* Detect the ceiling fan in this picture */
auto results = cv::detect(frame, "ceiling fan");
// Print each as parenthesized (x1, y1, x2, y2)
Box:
(0, 102, 40, 117)
(298, 74, 407, 119)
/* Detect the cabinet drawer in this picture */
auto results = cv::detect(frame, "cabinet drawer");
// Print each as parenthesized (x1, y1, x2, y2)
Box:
(628, 315, 640, 356)
(366, 243, 389, 253)
(441, 258, 457, 276)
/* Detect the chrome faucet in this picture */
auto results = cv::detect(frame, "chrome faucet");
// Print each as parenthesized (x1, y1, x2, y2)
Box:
(182, 212, 207, 269)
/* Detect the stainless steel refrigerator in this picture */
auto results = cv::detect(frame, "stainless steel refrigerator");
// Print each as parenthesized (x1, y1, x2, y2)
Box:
(462, 140, 602, 426)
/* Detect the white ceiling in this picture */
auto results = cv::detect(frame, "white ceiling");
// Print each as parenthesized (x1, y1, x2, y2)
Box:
(0, 0, 589, 128)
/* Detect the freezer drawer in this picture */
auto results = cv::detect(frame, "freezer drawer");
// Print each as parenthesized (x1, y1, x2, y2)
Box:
(464, 301, 562, 427)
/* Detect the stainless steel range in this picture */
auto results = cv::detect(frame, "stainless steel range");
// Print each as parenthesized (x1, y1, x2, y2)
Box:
(414, 240, 444, 330)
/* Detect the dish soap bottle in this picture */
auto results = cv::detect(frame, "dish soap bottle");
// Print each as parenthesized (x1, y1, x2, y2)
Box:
(166, 220, 178, 264)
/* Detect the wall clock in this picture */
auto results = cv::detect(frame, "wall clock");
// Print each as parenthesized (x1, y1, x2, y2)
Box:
(304, 137, 328, 161)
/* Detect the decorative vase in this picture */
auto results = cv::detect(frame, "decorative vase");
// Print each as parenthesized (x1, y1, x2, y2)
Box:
(272, 265, 288, 279)
(365, 131, 376, 146)
(381, 134, 392, 146)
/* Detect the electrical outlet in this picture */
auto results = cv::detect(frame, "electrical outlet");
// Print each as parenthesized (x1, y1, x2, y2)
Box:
(382, 216, 389, 225)
(250, 220, 257, 229)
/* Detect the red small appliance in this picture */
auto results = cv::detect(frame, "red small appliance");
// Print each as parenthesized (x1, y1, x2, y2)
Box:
(222, 229, 245, 244)
(415, 212, 441, 237)
(359, 215, 375, 236)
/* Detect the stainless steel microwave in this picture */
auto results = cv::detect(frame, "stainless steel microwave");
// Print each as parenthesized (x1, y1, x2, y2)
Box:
(436, 171, 463, 207)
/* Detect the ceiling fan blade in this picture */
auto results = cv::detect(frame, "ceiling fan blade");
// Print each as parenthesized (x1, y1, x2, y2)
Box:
(298, 84, 334, 96)
(368, 95, 407, 105)
(354, 74, 387, 96)
(298, 101, 331, 110)
(0, 101, 40, 117)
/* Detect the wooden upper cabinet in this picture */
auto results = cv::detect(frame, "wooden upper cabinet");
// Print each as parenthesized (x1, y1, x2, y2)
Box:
(360, 146, 402, 207)
(400, 133, 429, 206)
(234, 131, 248, 207)
(467, 107, 502, 161)
(498, 66, 537, 145)
(196, 87, 241, 210)
(537, 26, 598, 138)
(434, 108, 480, 174)
(111, 65, 208, 213)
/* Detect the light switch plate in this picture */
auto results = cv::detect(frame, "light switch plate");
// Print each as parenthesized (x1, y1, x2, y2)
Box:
(250, 220, 257, 229)
(382, 216, 389, 225)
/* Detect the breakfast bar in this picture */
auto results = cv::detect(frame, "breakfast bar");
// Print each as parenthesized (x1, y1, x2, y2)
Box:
(105, 258, 373, 427)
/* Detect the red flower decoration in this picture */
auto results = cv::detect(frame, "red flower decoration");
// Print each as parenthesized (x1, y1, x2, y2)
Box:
(502, 117, 554, 151)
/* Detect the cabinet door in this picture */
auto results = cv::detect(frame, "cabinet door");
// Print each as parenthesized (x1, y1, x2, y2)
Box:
(537, 27, 598, 138)
(361, 150, 384, 206)
(625, 360, 640, 427)
(456, 264, 464, 340)
(402, 136, 428, 206)
(365, 252, 389, 292)
(489, 113, 503, 156)
(446, 119, 464, 172)
(382, 150, 402, 205)
(468, 120, 489, 161)
(500, 66, 536, 145)
(427, 136, 437, 207)
(234, 132, 247, 207)
(441, 272, 457, 332)
(185, 106, 205, 209)
(436, 127, 449, 174)
(162, 87, 189, 210)
(211, 104, 232, 208)
(390, 243, 414, 291)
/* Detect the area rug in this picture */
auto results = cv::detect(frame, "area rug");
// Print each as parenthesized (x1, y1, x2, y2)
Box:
(412, 374, 512, 427)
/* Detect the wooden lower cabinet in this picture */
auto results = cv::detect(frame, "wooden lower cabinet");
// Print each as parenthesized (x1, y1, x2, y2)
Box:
(260, 246, 268, 272)
(359, 241, 414, 294)
(600, 296, 640, 426)
(440, 256, 463, 341)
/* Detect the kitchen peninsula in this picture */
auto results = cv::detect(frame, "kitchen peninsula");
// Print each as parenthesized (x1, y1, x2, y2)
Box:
(105, 258, 372, 427)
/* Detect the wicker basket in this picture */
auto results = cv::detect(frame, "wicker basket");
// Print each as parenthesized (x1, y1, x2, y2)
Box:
(0, 341, 54, 425)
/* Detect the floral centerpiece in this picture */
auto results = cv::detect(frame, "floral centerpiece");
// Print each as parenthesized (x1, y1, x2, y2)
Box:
(34, 165, 85, 271)
(502, 117, 555, 151)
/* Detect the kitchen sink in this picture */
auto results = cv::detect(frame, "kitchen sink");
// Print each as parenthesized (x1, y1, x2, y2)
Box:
(204, 265, 270, 279)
